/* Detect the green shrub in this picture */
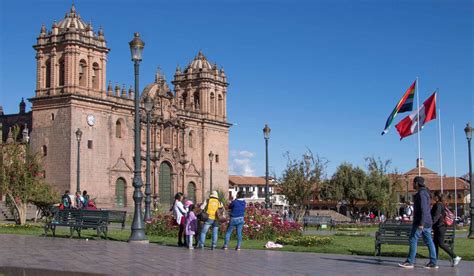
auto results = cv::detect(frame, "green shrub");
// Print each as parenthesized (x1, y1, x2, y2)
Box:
(276, 235, 333, 247)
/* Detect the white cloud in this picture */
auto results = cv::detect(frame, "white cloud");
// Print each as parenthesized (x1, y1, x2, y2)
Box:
(237, 150, 254, 158)
(229, 149, 256, 176)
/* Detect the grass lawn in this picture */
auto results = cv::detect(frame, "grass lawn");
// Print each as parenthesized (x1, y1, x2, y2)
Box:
(1, 223, 473, 261)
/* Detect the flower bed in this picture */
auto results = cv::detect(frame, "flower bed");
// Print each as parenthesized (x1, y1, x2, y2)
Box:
(276, 236, 333, 247)
(145, 204, 302, 240)
(243, 205, 302, 240)
(146, 212, 178, 237)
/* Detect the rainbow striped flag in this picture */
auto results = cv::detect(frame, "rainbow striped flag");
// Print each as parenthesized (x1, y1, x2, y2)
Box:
(381, 80, 416, 135)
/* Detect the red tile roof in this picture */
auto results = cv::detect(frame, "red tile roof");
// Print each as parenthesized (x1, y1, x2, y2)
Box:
(395, 166, 470, 192)
(229, 175, 276, 186)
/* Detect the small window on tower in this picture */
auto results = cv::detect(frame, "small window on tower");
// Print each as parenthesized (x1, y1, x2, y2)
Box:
(88, 140, 93, 149)
(215, 154, 219, 163)
(42, 145, 48, 156)
(92, 63, 100, 89)
(116, 120, 122, 138)
(79, 59, 87, 87)
(51, 113, 55, 121)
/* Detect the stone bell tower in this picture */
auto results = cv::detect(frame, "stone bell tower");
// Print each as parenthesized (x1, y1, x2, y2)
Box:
(29, 5, 133, 206)
(172, 51, 231, 201)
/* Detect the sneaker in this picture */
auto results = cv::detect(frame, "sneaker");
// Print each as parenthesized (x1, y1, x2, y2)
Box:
(398, 262, 414, 269)
(235, 247, 241, 251)
(188, 246, 194, 250)
(222, 246, 228, 250)
(452, 256, 462, 267)
(210, 246, 216, 250)
(424, 263, 439, 269)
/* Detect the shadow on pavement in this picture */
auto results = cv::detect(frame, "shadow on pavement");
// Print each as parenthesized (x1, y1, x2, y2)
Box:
(0, 267, 104, 276)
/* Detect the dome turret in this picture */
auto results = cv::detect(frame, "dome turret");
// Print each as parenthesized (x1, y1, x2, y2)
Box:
(57, 4, 87, 32)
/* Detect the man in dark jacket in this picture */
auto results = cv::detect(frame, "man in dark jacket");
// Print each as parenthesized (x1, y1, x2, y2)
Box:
(399, 176, 438, 269)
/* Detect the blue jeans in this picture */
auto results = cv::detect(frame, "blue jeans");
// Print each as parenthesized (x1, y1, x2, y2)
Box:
(406, 225, 437, 265)
(224, 217, 244, 247)
(198, 219, 219, 248)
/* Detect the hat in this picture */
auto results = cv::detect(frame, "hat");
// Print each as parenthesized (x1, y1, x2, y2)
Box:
(184, 200, 193, 208)
(210, 191, 218, 198)
(413, 176, 425, 187)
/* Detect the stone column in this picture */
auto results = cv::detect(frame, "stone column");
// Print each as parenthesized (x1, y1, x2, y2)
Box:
(87, 53, 93, 93)
(50, 48, 57, 95)
(35, 50, 44, 95)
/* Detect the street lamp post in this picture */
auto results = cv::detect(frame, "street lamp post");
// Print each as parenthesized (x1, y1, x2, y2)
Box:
(128, 32, 147, 242)
(75, 128, 82, 194)
(263, 124, 271, 209)
(464, 122, 473, 238)
(144, 96, 153, 222)
(209, 151, 214, 192)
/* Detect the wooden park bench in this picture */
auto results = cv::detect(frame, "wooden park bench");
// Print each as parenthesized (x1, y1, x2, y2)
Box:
(303, 215, 333, 230)
(107, 210, 127, 230)
(374, 222, 455, 256)
(44, 209, 109, 239)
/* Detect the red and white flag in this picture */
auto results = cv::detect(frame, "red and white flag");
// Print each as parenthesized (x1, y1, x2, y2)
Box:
(395, 92, 437, 140)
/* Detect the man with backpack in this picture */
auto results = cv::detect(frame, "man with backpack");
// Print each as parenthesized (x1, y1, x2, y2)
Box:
(399, 176, 438, 269)
(431, 191, 461, 266)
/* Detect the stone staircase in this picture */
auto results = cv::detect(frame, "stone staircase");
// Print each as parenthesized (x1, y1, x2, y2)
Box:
(308, 210, 351, 223)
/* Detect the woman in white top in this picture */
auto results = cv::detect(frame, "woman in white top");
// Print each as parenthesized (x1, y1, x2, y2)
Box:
(173, 192, 187, 246)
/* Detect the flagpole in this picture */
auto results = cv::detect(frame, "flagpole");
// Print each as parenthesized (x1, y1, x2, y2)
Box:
(437, 106, 443, 193)
(416, 77, 421, 176)
(453, 124, 458, 218)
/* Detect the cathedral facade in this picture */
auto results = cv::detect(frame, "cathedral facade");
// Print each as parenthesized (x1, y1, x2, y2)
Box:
(27, 5, 230, 207)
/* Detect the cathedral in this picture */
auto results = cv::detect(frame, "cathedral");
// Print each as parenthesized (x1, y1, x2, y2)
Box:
(2, 5, 231, 208)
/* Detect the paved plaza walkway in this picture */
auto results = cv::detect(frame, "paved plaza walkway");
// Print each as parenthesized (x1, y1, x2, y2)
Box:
(0, 234, 472, 275)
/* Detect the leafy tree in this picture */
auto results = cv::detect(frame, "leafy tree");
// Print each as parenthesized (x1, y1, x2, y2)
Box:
(0, 126, 57, 225)
(325, 163, 367, 212)
(364, 157, 401, 218)
(279, 151, 327, 222)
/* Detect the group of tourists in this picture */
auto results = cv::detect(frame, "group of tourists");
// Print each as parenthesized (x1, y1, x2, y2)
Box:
(398, 176, 462, 269)
(59, 190, 96, 210)
(171, 190, 246, 250)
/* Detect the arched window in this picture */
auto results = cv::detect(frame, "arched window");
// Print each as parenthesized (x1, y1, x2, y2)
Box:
(92, 62, 100, 89)
(210, 93, 215, 114)
(115, 120, 122, 138)
(218, 94, 223, 116)
(193, 92, 200, 111)
(59, 59, 65, 86)
(79, 59, 87, 87)
(115, 178, 126, 208)
(182, 92, 187, 109)
(188, 131, 194, 148)
(45, 59, 51, 88)
(159, 162, 173, 205)
(42, 145, 48, 156)
(164, 126, 172, 144)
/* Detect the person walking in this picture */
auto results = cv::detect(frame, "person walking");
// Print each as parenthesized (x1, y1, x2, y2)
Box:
(197, 191, 223, 250)
(222, 191, 246, 250)
(399, 176, 438, 269)
(431, 192, 461, 266)
(185, 202, 197, 249)
(172, 192, 187, 246)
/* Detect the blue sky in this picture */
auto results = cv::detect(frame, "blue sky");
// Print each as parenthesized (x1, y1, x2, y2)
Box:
(1, 0, 473, 179)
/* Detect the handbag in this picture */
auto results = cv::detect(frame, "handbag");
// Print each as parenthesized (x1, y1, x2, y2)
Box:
(217, 207, 227, 223)
(197, 199, 209, 222)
